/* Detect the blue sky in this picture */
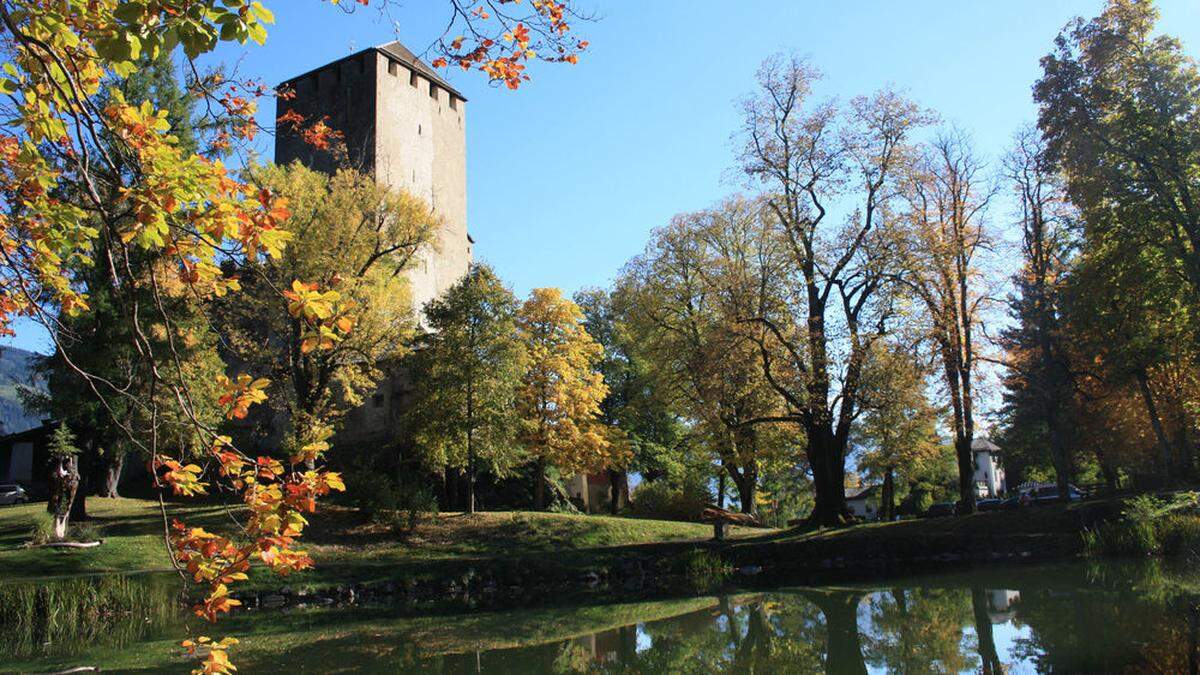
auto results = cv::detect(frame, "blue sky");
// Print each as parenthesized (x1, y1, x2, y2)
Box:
(5, 0, 1199, 354)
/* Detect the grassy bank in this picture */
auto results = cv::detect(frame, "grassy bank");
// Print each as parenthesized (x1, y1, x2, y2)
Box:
(0, 498, 763, 584)
(0, 495, 1134, 594)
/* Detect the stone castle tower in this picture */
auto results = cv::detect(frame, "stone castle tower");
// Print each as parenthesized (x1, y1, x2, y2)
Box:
(275, 40, 472, 315)
(275, 41, 472, 446)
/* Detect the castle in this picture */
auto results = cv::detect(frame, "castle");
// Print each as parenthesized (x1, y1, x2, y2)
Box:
(274, 43, 626, 513)
(276, 41, 473, 446)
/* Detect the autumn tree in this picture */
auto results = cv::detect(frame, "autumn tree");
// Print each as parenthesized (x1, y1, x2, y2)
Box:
(736, 55, 933, 525)
(618, 197, 797, 516)
(854, 343, 942, 521)
(1062, 232, 1197, 482)
(407, 263, 525, 514)
(0, 1, 590, 670)
(215, 164, 438, 462)
(516, 287, 614, 509)
(897, 131, 996, 514)
(1035, 0, 1200, 306)
(1035, 0, 1200, 485)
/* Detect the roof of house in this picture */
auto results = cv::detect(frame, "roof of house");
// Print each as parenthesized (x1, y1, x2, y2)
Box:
(0, 419, 56, 446)
(972, 437, 1001, 453)
(846, 485, 878, 501)
(279, 40, 467, 102)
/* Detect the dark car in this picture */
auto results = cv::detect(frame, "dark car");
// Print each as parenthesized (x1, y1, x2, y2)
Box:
(925, 501, 956, 518)
(977, 498, 1011, 511)
(0, 483, 28, 506)
(1019, 485, 1084, 506)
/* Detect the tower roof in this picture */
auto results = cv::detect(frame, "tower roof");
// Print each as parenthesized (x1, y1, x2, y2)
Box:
(278, 40, 467, 103)
(972, 437, 1001, 453)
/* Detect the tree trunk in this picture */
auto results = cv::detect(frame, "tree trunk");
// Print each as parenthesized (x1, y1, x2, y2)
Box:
(100, 450, 124, 499)
(466, 378, 476, 514)
(807, 428, 849, 526)
(533, 458, 546, 510)
(466, 438, 476, 515)
(881, 468, 895, 521)
(1048, 400, 1073, 504)
(1136, 369, 1175, 484)
(717, 470, 727, 510)
(726, 462, 758, 516)
(955, 433, 976, 514)
(48, 456, 79, 541)
(446, 467, 460, 511)
(972, 587, 1003, 675)
(807, 592, 867, 675)
(607, 469, 624, 515)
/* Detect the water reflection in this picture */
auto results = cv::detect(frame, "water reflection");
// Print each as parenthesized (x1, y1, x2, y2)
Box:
(4, 562, 1200, 673)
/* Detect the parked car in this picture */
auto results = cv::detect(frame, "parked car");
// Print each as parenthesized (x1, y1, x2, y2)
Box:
(977, 498, 1004, 511)
(0, 483, 28, 505)
(1019, 485, 1084, 506)
(925, 501, 956, 518)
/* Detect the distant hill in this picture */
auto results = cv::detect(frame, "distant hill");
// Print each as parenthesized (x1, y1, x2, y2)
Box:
(0, 347, 47, 435)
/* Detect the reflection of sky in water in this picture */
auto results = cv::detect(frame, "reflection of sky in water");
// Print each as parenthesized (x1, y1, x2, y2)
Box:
(993, 620, 1037, 675)
(635, 623, 652, 653)
(861, 589, 1039, 675)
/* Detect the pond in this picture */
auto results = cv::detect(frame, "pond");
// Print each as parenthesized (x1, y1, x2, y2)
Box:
(2, 560, 1198, 673)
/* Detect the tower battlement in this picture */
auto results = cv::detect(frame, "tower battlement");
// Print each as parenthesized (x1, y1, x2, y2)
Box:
(275, 41, 472, 316)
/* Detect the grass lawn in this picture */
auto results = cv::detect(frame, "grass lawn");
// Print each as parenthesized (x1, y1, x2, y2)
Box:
(0, 497, 764, 584)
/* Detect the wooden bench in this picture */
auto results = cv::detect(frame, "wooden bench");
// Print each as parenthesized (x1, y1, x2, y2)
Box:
(700, 506, 760, 541)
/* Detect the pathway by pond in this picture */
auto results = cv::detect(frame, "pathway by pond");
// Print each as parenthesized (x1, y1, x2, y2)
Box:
(2, 560, 1197, 673)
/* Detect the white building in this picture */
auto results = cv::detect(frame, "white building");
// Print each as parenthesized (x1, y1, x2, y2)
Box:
(972, 437, 1006, 498)
(846, 485, 879, 520)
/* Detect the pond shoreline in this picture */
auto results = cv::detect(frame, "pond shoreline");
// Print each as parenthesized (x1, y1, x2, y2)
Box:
(226, 504, 1110, 616)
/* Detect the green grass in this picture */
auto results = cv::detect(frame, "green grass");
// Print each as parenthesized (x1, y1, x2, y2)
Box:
(0, 498, 764, 585)
(0, 498, 229, 580)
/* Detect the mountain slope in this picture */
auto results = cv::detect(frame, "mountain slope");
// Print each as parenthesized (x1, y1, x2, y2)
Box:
(0, 347, 46, 435)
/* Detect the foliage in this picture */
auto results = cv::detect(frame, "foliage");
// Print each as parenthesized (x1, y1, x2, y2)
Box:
(675, 548, 731, 591)
(1082, 492, 1200, 558)
(628, 478, 712, 523)
(47, 424, 79, 458)
(349, 471, 438, 535)
(853, 343, 942, 518)
(407, 263, 526, 511)
(616, 195, 798, 516)
(516, 288, 616, 506)
(575, 286, 685, 504)
(1032, 0, 1200, 485)
(215, 163, 437, 461)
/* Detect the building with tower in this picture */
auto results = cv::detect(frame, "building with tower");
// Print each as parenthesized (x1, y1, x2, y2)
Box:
(275, 41, 473, 448)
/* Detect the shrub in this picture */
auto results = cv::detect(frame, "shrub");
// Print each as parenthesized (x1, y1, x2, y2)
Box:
(1082, 519, 1159, 558)
(628, 479, 711, 522)
(675, 548, 731, 591)
(349, 472, 438, 535)
(1158, 514, 1200, 559)
(1082, 498, 1200, 560)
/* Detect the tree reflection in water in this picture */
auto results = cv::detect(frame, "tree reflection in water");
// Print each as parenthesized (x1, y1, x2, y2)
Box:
(9, 562, 1200, 673)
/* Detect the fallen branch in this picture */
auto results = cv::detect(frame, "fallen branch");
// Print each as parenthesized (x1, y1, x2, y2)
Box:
(24, 539, 104, 549)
